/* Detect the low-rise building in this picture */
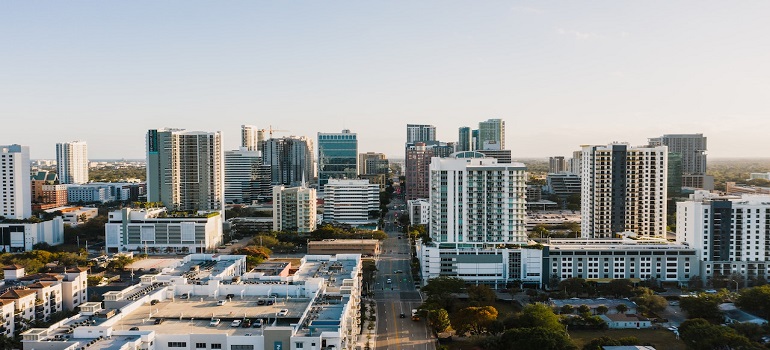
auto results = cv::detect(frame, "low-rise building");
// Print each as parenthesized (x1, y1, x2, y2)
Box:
(104, 207, 223, 254)
(322, 179, 379, 226)
(0, 217, 65, 252)
(599, 313, 651, 329)
(307, 239, 381, 256)
(21, 253, 363, 350)
(407, 198, 430, 226)
(551, 298, 638, 315)
(273, 185, 317, 232)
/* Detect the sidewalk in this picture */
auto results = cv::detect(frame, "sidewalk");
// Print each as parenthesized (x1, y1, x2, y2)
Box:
(357, 297, 378, 350)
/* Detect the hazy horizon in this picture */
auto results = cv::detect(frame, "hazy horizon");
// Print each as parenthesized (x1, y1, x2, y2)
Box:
(3, 2, 770, 160)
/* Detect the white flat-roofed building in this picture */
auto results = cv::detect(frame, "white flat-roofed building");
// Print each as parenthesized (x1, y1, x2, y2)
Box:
(21, 253, 362, 350)
(677, 191, 770, 283)
(407, 198, 430, 226)
(0, 144, 31, 220)
(0, 299, 15, 337)
(55, 141, 89, 185)
(0, 217, 65, 252)
(105, 207, 223, 254)
(544, 238, 698, 284)
(322, 179, 379, 226)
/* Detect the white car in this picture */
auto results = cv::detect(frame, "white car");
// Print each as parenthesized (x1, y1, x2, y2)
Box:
(277, 309, 289, 317)
(209, 318, 221, 327)
(231, 320, 242, 327)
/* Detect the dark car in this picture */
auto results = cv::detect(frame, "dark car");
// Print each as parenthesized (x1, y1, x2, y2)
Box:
(129, 327, 139, 331)
(266, 300, 274, 306)
(154, 318, 163, 325)
(242, 319, 252, 328)
(257, 299, 266, 305)
(399, 313, 406, 318)
(150, 299, 159, 305)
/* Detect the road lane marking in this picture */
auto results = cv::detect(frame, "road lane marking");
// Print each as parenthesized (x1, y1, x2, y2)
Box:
(391, 301, 402, 350)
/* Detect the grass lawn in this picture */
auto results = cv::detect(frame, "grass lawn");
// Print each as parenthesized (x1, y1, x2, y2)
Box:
(569, 328, 686, 350)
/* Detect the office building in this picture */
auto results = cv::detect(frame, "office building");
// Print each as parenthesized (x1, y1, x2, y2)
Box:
(546, 172, 581, 197)
(359, 152, 389, 175)
(549, 156, 567, 173)
(457, 127, 472, 152)
(307, 239, 380, 256)
(477, 119, 505, 150)
(0, 217, 64, 252)
(30, 171, 67, 210)
(581, 143, 668, 239)
(406, 124, 436, 143)
(104, 207, 223, 254)
(272, 185, 317, 232)
(478, 149, 512, 164)
(262, 136, 314, 187)
(240, 125, 260, 152)
(677, 191, 770, 283)
(750, 173, 770, 181)
(322, 179, 379, 226)
(1, 144, 31, 219)
(429, 152, 528, 244)
(146, 129, 224, 212)
(649, 133, 712, 190)
(55, 141, 89, 185)
(318, 129, 358, 189)
(20, 253, 362, 350)
(404, 142, 434, 200)
(225, 148, 269, 204)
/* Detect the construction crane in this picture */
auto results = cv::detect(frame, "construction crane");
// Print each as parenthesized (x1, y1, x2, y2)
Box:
(259, 125, 290, 138)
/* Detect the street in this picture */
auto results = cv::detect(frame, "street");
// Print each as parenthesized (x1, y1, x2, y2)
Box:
(373, 205, 435, 350)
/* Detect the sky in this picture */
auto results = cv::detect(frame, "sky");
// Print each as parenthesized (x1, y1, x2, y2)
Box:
(2, 1, 770, 160)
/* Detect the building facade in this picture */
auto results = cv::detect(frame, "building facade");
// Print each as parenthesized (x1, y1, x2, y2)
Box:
(649, 133, 712, 190)
(404, 143, 434, 201)
(322, 179, 379, 226)
(549, 156, 567, 173)
(457, 127, 472, 152)
(318, 130, 358, 189)
(104, 207, 223, 254)
(240, 124, 260, 152)
(272, 185, 317, 232)
(477, 119, 505, 150)
(224, 148, 266, 204)
(262, 136, 314, 187)
(1, 144, 31, 220)
(358, 152, 389, 176)
(406, 124, 436, 144)
(146, 129, 225, 212)
(407, 198, 430, 226)
(55, 141, 89, 185)
(0, 217, 64, 252)
(581, 143, 668, 239)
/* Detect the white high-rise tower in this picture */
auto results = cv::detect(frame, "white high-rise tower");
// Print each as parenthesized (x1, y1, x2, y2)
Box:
(0, 144, 31, 219)
(56, 141, 89, 184)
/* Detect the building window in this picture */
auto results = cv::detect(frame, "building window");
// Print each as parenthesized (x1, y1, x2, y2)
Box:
(296, 343, 305, 348)
(168, 342, 187, 348)
(231, 346, 254, 350)
(212, 344, 222, 349)
(196, 343, 206, 349)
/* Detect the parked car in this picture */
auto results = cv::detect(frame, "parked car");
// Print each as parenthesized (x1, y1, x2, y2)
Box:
(129, 327, 139, 331)
(231, 320, 242, 327)
(277, 309, 289, 317)
(150, 299, 159, 305)
(154, 318, 163, 325)
(253, 319, 263, 328)
(217, 300, 227, 306)
(257, 299, 266, 305)
(209, 319, 221, 327)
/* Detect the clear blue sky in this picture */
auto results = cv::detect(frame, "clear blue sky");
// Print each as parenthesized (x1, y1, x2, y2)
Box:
(2, 1, 769, 159)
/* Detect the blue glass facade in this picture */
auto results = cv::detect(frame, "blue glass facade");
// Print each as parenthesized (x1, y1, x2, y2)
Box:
(318, 130, 358, 189)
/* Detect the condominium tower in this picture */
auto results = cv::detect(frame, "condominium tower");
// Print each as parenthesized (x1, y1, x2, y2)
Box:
(55, 141, 89, 184)
(241, 125, 260, 152)
(478, 119, 505, 150)
(318, 129, 358, 190)
(649, 133, 711, 189)
(262, 136, 314, 187)
(146, 128, 224, 212)
(429, 152, 528, 244)
(457, 127, 472, 152)
(581, 143, 668, 238)
(272, 185, 317, 232)
(0, 144, 31, 219)
(224, 148, 271, 204)
(406, 124, 436, 143)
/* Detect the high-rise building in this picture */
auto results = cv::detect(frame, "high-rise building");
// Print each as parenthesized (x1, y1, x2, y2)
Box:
(322, 179, 379, 226)
(649, 133, 711, 190)
(478, 149, 512, 163)
(241, 125, 259, 152)
(478, 119, 505, 150)
(262, 136, 314, 187)
(429, 153, 528, 244)
(146, 129, 224, 212)
(568, 150, 583, 175)
(318, 129, 358, 190)
(273, 185, 317, 232)
(406, 124, 436, 143)
(472, 129, 480, 150)
(225, 148, 270, 204)
(548, 156, 567, 173)
(404, 143, 434, 200)
(457, 127, 472, 152)
(359, 152, 389, 175)
(0, 144, 31, 219)
(581, 143, 668, 239)
(55, 141, 89, 184)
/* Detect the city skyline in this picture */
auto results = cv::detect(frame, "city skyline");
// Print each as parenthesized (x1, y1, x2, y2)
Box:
(3, 2, 770, 159)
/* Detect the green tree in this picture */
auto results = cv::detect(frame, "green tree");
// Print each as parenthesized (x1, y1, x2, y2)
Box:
(615, 304, 628, 314)
(499, 327, 576, 350)
(633, 293, 668, 314)
(736, 285, 770, 319)
(558, 277, 587, 297)
(467, 284, 496, 306)
(679, 294, 724, 323)
(577, 304, 591, 315)
(454, 306, 498, 335)
(509, 304, 564, 332)
(605, 279, 634, 298)
(595, 305, 609, 315)
(422, 277, 465, 311)
(429, 308, 452, 333)
(560, 305, 574, 315)
(679, 318, 757, 350)
(582, 336, 639, 350)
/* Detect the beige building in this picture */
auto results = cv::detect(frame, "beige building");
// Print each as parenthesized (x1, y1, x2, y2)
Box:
(272, 185, 317, 232)
(307, 239, 381, 256)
